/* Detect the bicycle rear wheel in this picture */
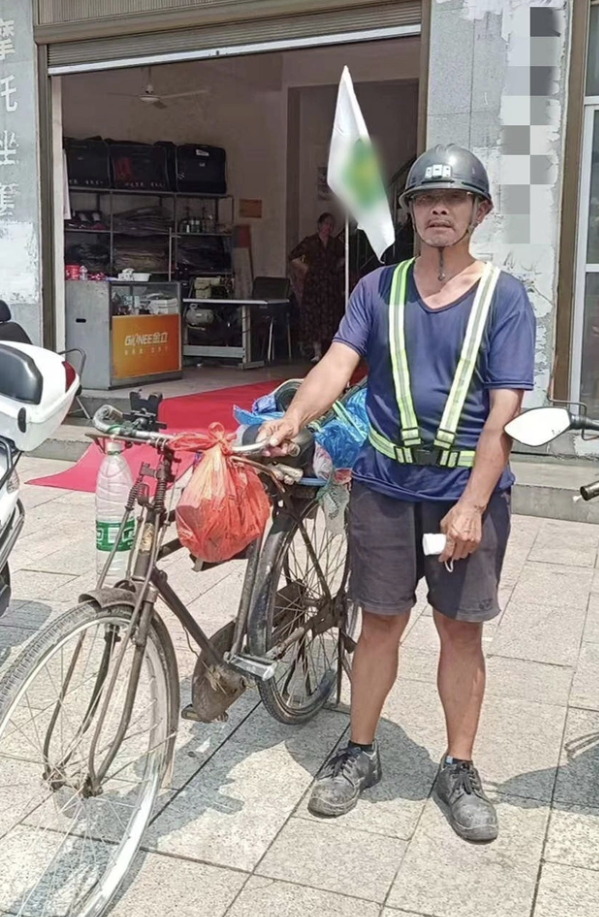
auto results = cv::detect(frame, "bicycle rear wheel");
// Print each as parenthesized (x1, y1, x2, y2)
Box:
(0, 601, 179, 917)
(248, 496, 357, 725)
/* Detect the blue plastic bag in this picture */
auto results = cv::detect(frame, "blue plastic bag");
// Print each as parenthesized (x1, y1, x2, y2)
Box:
(233, 382, 369, 471)
(316, 386, 368, 470)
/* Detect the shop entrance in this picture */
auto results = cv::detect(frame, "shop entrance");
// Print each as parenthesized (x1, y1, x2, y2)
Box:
(54, 32, 422, 396)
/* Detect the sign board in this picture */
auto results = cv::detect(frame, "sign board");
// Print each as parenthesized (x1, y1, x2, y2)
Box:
(112, 314, 181, 380)
(239, 198, 262, 219)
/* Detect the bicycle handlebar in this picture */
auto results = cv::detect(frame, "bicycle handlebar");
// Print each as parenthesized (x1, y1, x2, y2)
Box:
(91, 405, 295, 457)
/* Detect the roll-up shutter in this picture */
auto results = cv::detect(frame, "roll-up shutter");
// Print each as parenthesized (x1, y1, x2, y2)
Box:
(37, 1, 421, 75)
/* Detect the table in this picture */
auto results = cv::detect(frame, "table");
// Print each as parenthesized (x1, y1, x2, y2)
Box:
(182, 298, 289, 369)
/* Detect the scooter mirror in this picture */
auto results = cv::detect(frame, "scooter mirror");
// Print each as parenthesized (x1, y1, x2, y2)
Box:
(505, 407, 572, 447)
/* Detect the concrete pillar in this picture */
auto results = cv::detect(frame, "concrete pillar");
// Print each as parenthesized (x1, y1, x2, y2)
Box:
(0, 0, 42, 344)
(427, 0, 571, 406)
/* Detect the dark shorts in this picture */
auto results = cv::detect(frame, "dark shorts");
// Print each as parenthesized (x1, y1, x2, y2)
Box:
(348, 481, 511, 623)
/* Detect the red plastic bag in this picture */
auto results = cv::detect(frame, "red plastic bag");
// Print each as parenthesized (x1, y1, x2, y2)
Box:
(173, 423, 271, 563)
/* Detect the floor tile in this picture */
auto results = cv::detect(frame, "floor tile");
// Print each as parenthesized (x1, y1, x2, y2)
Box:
(554, 708, 599, 808)
(527, 542, 597, 568)
(227, 876, 381, 917)
(545, 804, 599, 871)
(381, 679, 448, 764)
(509, 563, 592, 610)
(381, 911, 429, 917)
(489, 599, 587, 667)
(388, 796, 549, 917)
(485, 656, 573, 707)
(256, 816, 406, 903)
(398, 647, 438, 685)
(10, 569, 77, 603)
(147, 740, 324, 872)
(110, 850, 247, 917)
(476, 696, 566, 802)
(570, 643, 599, 710)
(403, 617, 439, 653)
(534, 863, 599, 917)
(582, 594, 599, 643)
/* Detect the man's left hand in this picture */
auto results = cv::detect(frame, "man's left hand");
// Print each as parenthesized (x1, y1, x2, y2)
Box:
(439, 500, 484, 563)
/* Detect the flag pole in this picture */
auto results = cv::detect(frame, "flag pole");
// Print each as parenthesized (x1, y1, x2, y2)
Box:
(345, 212, 350, 309)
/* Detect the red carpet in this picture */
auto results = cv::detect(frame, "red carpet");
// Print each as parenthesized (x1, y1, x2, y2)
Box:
(28, 380, 285, 493)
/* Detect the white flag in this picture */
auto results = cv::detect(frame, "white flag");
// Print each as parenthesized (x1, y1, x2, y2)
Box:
(327, 67, 395, 261)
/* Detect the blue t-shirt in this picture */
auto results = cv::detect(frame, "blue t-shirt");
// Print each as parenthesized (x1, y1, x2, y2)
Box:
(333, 264, 536, 502)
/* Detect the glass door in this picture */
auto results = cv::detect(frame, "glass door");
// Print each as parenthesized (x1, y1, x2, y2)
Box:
(572, 105, 599, 415)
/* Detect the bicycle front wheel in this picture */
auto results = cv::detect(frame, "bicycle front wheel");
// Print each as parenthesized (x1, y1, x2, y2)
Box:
(248, 496, 357, 725)
(0, 601, 179, 917)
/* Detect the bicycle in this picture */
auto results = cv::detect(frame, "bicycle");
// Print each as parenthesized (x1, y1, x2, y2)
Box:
(0, 393, 357, 917)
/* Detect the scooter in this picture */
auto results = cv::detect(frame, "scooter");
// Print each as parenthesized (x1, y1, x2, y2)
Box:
(506, 405, 599, 502)
(0, 341, 80, 616)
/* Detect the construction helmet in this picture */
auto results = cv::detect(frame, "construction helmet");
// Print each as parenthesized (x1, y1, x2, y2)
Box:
(400, 144, 493, 209)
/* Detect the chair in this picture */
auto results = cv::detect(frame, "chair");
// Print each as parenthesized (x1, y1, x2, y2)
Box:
(0, 301, 91, 420)
(251, 277, 292, 362)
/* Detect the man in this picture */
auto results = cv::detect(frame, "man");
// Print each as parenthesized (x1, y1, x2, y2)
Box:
(261, 144, 536, 843)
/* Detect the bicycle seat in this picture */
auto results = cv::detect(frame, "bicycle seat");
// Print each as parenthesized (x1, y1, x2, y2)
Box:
(240, 423, 315, 472)
(270, 379, 303, 413)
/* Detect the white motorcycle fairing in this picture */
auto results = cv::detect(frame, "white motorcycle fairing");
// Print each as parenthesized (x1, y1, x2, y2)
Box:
(0, 341, 80, 451)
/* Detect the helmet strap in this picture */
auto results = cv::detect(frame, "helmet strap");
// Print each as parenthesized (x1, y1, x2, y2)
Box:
(438, 248, 446, 282)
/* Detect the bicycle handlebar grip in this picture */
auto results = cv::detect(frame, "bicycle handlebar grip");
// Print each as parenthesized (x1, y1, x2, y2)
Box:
(93, 405, 124, 434)
(580, 480, 599, 502)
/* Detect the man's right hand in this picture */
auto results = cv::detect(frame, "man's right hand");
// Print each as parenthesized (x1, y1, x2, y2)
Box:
(257, 417, 300, 453)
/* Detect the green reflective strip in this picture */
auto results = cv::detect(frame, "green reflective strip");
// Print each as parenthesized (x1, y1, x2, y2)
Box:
(389, 259, 421, 447)
(370, 428, 475, 468)
(332, 400, 362, 433)
(434, 264, 500, 451)
(369, 428, 397, 459)
(455, 451, 476, 468)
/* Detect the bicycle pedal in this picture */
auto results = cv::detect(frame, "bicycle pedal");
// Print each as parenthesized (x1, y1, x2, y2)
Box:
(224, 652, 278, 682)
(181, 704, 202, 722)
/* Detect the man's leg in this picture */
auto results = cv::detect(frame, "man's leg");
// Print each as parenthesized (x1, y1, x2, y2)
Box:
(423, 493, 509, 842)
(308, 610, 410, 817)
(350, 610, 411, 744)
(308, 482, 418, 818)
(432, 611, 497, 842)
(433, 612, 485, 760)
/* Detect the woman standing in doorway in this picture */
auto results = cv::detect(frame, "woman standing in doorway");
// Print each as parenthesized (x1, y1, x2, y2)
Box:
(289, 212, 345, 362)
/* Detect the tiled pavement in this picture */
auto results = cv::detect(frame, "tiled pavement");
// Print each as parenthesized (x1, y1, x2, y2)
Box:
(2, 456, 599, 916)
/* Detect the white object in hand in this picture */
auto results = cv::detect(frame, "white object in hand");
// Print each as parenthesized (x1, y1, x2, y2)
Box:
(422, 533, 447, 556)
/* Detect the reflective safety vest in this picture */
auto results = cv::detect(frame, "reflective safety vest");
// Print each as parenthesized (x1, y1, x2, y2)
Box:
(369, 258, 501, 469)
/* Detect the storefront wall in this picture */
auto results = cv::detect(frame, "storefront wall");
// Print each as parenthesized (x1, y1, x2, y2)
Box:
(427, 0, 571, 415)
(0, 0, 43, 344)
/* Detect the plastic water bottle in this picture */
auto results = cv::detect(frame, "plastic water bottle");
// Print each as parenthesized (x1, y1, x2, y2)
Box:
(96, 441, 135, 584)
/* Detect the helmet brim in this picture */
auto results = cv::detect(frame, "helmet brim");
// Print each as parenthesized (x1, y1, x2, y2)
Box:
(399, 180, 493, 210)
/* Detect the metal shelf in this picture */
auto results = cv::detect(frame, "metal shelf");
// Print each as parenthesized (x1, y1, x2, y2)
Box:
(69, 186, 232, 200)
(65, 227, 110, 234)
(66, 188, 234, 283)
(174, 231, 232, 238)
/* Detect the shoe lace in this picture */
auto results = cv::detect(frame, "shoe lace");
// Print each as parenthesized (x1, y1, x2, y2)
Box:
(323, 745, 363, 780)
(449, 761, 484, 798)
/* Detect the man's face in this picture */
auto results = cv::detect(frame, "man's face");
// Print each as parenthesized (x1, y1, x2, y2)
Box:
(411, 190, 490, 247)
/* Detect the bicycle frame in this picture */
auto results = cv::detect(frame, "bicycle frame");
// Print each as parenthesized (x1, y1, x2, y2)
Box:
(43, 439, 340, 794)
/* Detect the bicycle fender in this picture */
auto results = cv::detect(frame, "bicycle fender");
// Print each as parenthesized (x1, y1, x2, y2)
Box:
(78, 587, 138, 610)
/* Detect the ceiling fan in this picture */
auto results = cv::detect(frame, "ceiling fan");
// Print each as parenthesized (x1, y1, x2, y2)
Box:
(108, 67, 209, 110)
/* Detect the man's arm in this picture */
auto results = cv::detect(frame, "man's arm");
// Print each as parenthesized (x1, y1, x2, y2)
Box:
(260, 343, 361, 448)
(440, 388, 524, 562)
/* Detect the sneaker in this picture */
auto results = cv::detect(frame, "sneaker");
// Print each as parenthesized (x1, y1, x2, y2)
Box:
(308, 743, 382, 817)
(434, 758, 499, 842)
